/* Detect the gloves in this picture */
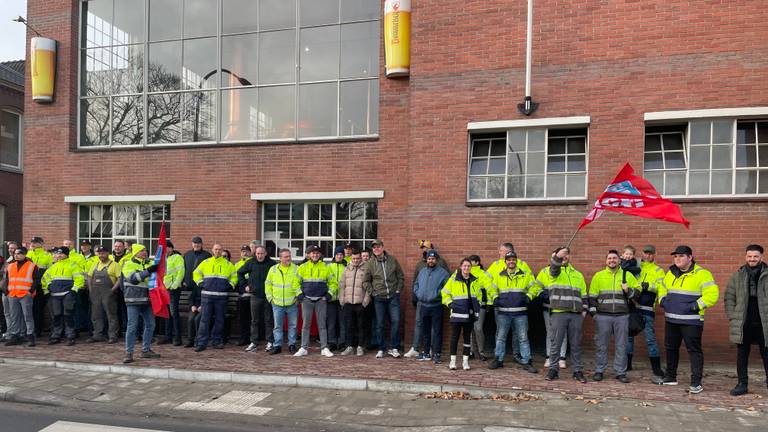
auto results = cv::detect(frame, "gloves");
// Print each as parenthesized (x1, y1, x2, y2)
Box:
(147, 263, 159, 273)
(492, 298, 499, 307)
(324, 293, 332, 302)
(641, 282, 649, 291)
(412, 298, 418, 307)
(297, 293, 305, 302)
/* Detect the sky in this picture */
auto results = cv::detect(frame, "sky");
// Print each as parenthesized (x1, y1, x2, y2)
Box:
(0, 0, 28, 62)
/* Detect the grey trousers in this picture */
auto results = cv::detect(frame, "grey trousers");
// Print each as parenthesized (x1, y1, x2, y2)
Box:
(544, 309, 568, 359)
(8, 295, 35, 336)
(50, 293, 77, 340)
(2, 293, 23, 336)
(549, 312, 583, 372)
(301, 298, 327, 350)
(90, 285, 119, 340)
(594, 314, 629, 375)
(471, 307, 487, 355)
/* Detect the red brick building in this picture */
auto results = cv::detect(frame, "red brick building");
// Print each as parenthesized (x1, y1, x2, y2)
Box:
(0, 60, 24, 247)
(22, 0, 768, 354)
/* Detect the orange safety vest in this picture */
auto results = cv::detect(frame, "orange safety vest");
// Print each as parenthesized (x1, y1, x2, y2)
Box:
(8, 260, 36, 298)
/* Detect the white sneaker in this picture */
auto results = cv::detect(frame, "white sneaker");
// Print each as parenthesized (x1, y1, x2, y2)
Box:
(264, 342, 273, 352)
(388, 349, 401, 358)
(462, 355, 470, 371)
(449, 355, 457, 370)
(559, 359, 567, 369)
(321, 347, 334, 357)
(544, 358, 551, 368)
(375, 350, 384, 358)
(244, 343, 257, 352)
(403, 347, 419, 358)
(341, 346, 354, 356)
(293, 347, 308, 357)
(356, 346, 364, 356)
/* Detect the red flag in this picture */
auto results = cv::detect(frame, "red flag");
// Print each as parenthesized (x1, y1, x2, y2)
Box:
(149, 222, 170, 318)
(579, 163, 690, 230)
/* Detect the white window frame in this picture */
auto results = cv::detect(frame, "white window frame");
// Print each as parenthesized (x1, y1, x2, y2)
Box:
(0, 108, 23, 172)
(75, 202, 172, 255)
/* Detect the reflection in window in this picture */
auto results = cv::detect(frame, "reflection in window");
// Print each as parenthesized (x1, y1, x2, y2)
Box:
(0, 110, 22, 169)
(77, 204, 171, 256)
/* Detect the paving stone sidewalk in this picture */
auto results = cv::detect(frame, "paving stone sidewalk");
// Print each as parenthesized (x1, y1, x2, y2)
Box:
(1, 340, 767, 412)
(0, 362, 766, 431)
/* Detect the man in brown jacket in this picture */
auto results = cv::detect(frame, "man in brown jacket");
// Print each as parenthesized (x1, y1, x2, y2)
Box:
(339, 249, 371, 356)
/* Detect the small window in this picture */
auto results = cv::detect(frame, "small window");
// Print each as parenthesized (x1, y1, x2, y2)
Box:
(0, 110, 22, 171)
(77, 203, 171, 255)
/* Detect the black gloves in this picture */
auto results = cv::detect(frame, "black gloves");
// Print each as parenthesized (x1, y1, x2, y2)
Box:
(641, 282, 649, 291)
(324, 293, 332, 302)
(147, 263, 159, 273)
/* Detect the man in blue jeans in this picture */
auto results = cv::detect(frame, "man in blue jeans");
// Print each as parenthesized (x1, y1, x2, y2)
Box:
(364, 239, 405, 358)
(121, 244, 160, 364)
(265, 248, 301, 355)
(404, 250, 450, 363)
(487, 251, 539, 372)
(627, 245, 666, 377)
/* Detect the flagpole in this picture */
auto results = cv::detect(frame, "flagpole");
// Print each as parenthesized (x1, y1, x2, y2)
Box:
(564, 227, 580, 249)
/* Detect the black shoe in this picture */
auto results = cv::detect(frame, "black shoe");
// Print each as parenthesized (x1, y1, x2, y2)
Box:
(156, 337, 170, 345)
(108, 338, 119, 344)
(123, 353, 134, 364)
(616, 374, 630, 383)
(236, 339, 249, 346)
(592, 372, 604, 382)
(488, 359, 504, 370)
(469, 352, 475, 359)
(194, 346, 206, 352)
(573, 371, 587, 383)
(140, 350, 161, 359)
(86, 337, 105, 343)
(26, 335, 36, 347)
(184, 341, 195, 348)
(289, 344, 296, 354)
(651, 375, 678, 385)
(626, 353, 633, 371)
(173, 339, 182, 347)
(479, 354, 488, 362)
(329, 343, 338, 351)
(48, 338, 61, 345)
(4, 336, 21, 346)
(649, 356, 665, 377)
(270, 346, 282, 355)
(545, 369, 559, 381)
(523, 363, 538, 374)
(730, 382, 748, 396)
(67, 339, 76, 346)
(212, 344, 224, 350)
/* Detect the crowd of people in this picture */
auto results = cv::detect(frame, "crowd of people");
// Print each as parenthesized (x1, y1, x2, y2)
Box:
(1, 236, 766, 397)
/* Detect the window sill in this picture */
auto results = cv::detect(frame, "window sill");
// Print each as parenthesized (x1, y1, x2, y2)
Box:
(668, 195, 768, 204)
(466, 199, 588, 207)
(0, 165, 23, 174)
(73, 135, 380, 152)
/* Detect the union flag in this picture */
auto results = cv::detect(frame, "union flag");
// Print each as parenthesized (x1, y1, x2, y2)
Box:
(148, 222, 171, 318)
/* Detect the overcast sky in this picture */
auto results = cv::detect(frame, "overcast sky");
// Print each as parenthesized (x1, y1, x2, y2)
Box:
(0, 0, 28, 62)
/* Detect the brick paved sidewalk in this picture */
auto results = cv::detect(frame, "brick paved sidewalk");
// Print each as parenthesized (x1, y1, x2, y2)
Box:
(1, 340, 766, 411)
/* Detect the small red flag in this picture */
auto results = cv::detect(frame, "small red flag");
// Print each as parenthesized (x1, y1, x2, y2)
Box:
(149, 222, 171, 318)
(579, 163, 690, 230)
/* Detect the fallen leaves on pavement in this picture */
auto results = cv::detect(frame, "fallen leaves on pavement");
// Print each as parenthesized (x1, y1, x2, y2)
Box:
(421, 391, 543, 403)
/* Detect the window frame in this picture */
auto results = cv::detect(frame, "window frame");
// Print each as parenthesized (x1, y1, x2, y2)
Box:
(0, 108, 23, 172)
(76, 0, 380, 150)
(76, 203, 172, 256)
(466, 126, 590, 203)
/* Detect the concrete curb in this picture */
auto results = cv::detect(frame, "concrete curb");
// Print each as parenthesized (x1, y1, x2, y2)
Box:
(0, 357, 530, 397)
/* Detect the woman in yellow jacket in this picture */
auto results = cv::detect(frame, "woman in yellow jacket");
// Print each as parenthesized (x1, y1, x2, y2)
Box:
(441, 258, 483, 371)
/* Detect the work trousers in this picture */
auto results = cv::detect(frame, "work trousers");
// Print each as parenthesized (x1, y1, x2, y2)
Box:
(250, 296, 274, 344)
(544, 310, 568, 359)
(301, 298, 327, 350)
(8, 294, 35, 337)
(49, 292, 76, 341)
(450, 321, 473, 356)
(549, 312, 583, 372)
(90, 284, 119, 340)
(664, 321, 704, 386)
(594, 314, 629, 375)
(196, 296, 227, 348)
(470, 307, 487, 355)
(343, 303, 366, 348)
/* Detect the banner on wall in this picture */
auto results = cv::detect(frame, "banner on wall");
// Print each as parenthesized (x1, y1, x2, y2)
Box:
(30, 37, 57, 103)
(384, 0, 411, 78)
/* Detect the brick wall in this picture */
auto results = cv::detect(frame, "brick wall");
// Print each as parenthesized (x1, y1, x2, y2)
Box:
(22, 0, 768, 356)
(0, 77, 24, 246)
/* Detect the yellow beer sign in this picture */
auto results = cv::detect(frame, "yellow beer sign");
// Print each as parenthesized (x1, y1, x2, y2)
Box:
(384, 0, 411, 78)
(31, 37, 57, 103)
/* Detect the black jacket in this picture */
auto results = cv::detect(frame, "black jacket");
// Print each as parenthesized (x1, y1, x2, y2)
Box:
(237, 256, 277, 298)
(184, 249, 212, 307)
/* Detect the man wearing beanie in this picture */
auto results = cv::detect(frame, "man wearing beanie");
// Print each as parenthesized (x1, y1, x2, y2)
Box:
(121, 244, 161, 363)
(42, 246, 84, 346)
(404, 249, 450, 363)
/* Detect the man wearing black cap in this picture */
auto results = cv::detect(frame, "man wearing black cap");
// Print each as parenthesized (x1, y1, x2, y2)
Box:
(233, 244, 254, 346)
(364, 239, 405, 358)
(4, 246, 41, 347)
(183, 237, 211, 347)
(41, 247, 85, 345)
(626, 245, 666, 377)
(652, 245, 719, 394)
(86, 246, 121, 343)
(27, 237, 52, 338)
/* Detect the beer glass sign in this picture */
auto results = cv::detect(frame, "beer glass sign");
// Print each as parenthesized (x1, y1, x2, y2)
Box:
(31, 37, 57, 103)
(384, 0, 411, 78)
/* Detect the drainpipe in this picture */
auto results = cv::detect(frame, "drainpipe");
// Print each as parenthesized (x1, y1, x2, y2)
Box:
(517, 0, 539, 116)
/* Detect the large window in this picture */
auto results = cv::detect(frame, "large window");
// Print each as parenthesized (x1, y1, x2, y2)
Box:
(467, 128, 588, 201)
(0, 109, 22, 171)
(644, 119, 768, 196)
(262, 201, 377, 258)
(77, 203, 171, 254)
(79, 0, 380, 148)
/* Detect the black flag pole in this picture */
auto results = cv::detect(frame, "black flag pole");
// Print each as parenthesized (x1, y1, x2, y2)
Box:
(565, 227, 580, 249)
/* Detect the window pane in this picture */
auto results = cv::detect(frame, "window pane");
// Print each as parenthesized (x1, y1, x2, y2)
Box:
(526, 175, 544, 198)
(277, 203, 291, 220)
(277, 222, 290, 239)
(711, 144, 732, 169)
(83, 0, 113, 47)
(222, 0, 259, 34)
(490, 140, 506, 157)
(307, 221, 320, 236)
(184, 0, 217, 37)
(149, 0, 182, 41)
(469, 159, 487, 175)
(760, 171, 768, 194)
(341, 0, 379, 21)
(567, 137, 586, 154)
(547, 156, 566, 173)
(689, 147, 710, 170)
(644, 152, 663, 170)
(507, 176, 524, 198)
(182, 37, 217, 90)
(336, 221, 349, 239)
(758, 123, 768, 143)
(349, 221, 363, 239)
(82, 47, 113, 96)
(0, 111, 20, 167)
(507, 151, 524, 175)
(112, 95, 143, 145)
(488, 158, 505, 174)
(760, 145, 768, 167)
(260, 0, 297, 30)
(546, 174, 565, 197)
(364, 221, 377, 239)
(300, 26, 340, 81)
(292, 221, 304, 238)
(662, 133, 684, 151)
(79, 206, 90, 221)
(712, 119, 733, 144)
(468, 177, 486, 199)
(340, 79, 378, 136)
(567, 155, 585, 172)
(222, 33, 259, 87)
(689, 121, 710, 145)
(735, 170, 757, 194)
(711, 170, 732, 194)
(114, 0, 145, 44)
(665, 171, 685, 196)
(737, 123, 756, 144)
(81, 98, 110, 147)
(548, 138, 565, 155)
(259, 30, 296, 84)
(527, 129, 545, 151)
(264, 203, 276, 220)
(147, 93, 182, 144)
(220, 87, 258, 141)
(566, 174, 585, 197)
(307, 203, 320, 220)
(299, 83, 338, 138)
(292, 202, 304, 219)
(339, 21, 379, 78)
(644, 171, 663, 193)
(259, 85, 295, 139)
(487, 177, 504, 199)
(509, 130, 525, 153)
(665, 151, 685, 169)
(336, 202, 350, 219)
(644, 134, 661, 152)
(112, 44, 144, 94)
(365, 202, 377, 219)
(472, 140, 489, 157)
(300, 0, 339, 26)
(526, 152, 544, 174)
(148, 41, 182, 92)
(689, 171, 709, 195)
(181, 91, 216, 142)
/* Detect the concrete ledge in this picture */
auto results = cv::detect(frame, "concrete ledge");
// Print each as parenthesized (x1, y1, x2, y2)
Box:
(367, 380, 441, 394)
(0, 358, 57, 368)
(169, 369, 232, 383)
(231, 372, 297, 387)
(296, 376, 367, 391)
(59, 362, 111, 373)
(127, 367, 171, 379)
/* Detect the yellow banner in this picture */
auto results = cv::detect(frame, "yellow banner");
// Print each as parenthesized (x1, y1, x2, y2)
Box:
(31, 37, 57, 103)
(384, 0, 411, 78)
